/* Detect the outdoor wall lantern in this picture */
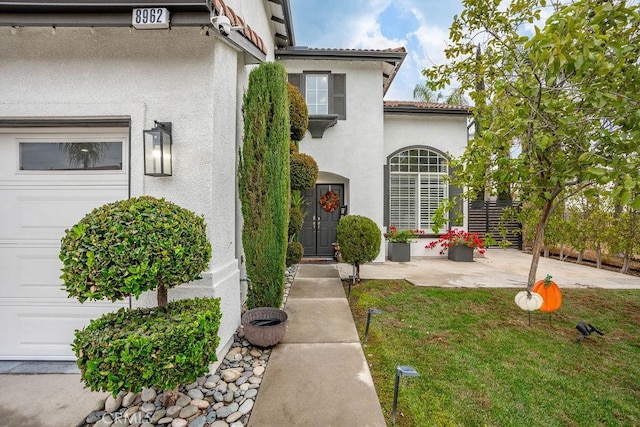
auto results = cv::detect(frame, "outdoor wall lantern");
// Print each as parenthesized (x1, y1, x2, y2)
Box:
(392, 365, 419, 425)
(364, 308, 383, 343)
(144, 121, 172, 176)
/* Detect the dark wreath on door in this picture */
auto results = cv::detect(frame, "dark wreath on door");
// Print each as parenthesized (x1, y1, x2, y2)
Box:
(300, 184, 345, 257)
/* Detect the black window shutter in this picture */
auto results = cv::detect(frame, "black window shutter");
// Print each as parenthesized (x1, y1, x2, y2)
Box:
(288, 73, 304, 93)
(329, 73, 346, 120)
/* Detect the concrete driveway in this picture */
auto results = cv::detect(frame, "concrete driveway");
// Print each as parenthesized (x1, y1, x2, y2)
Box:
(337, 248, 640, 289)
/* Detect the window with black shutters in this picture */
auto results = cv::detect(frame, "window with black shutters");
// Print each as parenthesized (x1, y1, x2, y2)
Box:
(288, 72, 346, 120)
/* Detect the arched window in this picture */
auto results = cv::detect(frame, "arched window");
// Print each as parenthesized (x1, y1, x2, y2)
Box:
(388, 147, 448, 232)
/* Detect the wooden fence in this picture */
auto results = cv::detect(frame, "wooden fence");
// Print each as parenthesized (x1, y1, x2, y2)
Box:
(468, 201, 522, 249)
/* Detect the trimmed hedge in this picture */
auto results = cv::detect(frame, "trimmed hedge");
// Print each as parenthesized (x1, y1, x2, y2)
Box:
(238, 62, 290, 309)
(287, 82, 308, 142)
(73, 297, 221, 395)
(59, 196, 211, 305)
(336, 215, 381, 279)
(288, 207, 305, 239)
(286, 241, 304, 267)
(290, 152, 319, 191)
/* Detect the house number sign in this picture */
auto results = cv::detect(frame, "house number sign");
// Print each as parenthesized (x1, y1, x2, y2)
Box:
(132, 8, 170, 29)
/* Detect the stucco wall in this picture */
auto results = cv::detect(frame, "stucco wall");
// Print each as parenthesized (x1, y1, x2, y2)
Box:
(0, 26, 256, 358)
(384, 113, 469, 257)
(283, 59, 387, 262)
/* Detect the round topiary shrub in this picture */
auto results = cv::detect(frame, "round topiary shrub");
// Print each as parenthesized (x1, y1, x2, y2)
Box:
(336, 215, 381, 280)
(291, 152, 319, 191)
(288, 82, 308, 142)
(286, 241, 304, 267)
(59, 196, 211, 307)
(74, 297, 221, 394)
(289, 207, 305, 239)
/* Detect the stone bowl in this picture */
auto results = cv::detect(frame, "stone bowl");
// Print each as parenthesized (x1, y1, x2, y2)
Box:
(241, 307, 288, 348)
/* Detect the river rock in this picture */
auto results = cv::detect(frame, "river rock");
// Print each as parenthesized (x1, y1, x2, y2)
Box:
(222, 369, 242, 383)
(122, 392, 137, 408)
(176, 394, 191, 407)
(239, 399, 254, 414)
(105, 392, 124, 413)
(141, 402, 156, 413)
(187, 389, 204, 400)
(179, 404, 199, 419)
(141, 388, 157, 403)
(191, 399, 210, 410)
(188, 415, 207, 427)
(171, 419, 188, 427)
(166, 405, 182, 417)
(150, 408, 166, 423)
(226, 411, 243, 423)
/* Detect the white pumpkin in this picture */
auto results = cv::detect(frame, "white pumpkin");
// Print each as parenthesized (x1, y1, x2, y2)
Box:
(514, 291, 543, 311)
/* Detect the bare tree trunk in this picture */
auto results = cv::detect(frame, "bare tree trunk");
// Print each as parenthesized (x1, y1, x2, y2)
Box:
(355, 262, 361, 282)
(559, 245, 564, 261)
(157, 284, 168, 308)
(577, 251, 583, 263)
(621, 253, 630, 274)
(596, 245, 602, 269)
(543, 247, 549, 257)
(527, 201, 553, 292)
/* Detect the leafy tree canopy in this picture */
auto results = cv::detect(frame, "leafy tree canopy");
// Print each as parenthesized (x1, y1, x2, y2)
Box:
(424, 0, 640, 289)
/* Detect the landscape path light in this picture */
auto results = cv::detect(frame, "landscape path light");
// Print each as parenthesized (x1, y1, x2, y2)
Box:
(392, 365, 419, 425)
(364, 308, 383, 343)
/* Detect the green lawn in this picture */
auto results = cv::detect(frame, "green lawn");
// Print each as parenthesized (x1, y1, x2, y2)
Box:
(347, 280, 640, 426)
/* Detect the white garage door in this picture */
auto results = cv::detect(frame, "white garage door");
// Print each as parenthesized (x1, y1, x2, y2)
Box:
(0, 128, 129, 360)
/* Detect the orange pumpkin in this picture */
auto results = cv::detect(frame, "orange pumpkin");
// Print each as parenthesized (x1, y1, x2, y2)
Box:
(532, 274, 562, 312)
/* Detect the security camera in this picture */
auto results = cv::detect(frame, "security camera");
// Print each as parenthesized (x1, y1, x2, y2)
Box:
(211, 15, 231, 35)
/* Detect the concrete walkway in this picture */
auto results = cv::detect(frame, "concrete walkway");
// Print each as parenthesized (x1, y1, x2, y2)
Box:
(337, 248, 640, 290)
(248, 264, 385, 427)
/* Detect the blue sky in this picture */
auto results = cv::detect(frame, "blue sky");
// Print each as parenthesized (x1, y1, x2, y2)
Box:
(288, 0, 465, 101)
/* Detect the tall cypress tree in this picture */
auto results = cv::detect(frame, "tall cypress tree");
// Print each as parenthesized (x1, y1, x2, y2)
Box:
(238, 62, 290, 308)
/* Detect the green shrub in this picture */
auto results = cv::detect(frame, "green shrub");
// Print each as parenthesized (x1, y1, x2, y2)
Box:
(287, 82, 308, 142)
(74, 297, 221, 395)
(286, 241, 304, 267)
(238, 62, 290, 309)
(290, 141, 299, 154)
(59, 196, 211, 307)
(336, 215, 381, 280)
(291, 152, 319, 191)
(289, 207, 305, 239)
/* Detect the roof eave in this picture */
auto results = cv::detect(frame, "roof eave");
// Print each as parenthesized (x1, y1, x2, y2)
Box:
(275, 48, 407, 63)
(384, 105, 470, 116)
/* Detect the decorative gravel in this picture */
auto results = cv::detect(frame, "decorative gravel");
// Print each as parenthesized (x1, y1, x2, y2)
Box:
(80, 266, 297, 427)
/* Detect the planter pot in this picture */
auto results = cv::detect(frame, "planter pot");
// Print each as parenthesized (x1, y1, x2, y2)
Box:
(388, 242, 411, 262)
(241, 307, 288, 348)
(447, 245, 474, 262)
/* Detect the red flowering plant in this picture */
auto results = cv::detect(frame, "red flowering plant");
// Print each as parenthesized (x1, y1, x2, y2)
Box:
(384, 225, 425, 243)
(425, 228, 487, 255)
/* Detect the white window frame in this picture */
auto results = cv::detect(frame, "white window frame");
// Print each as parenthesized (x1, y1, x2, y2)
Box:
(388, 148, 449, 232)
(305, 74, 329, 115)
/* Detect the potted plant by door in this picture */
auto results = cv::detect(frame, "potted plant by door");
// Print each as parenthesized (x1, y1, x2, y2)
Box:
(425, 229, 486, 262)
(384, 226, 423, 262)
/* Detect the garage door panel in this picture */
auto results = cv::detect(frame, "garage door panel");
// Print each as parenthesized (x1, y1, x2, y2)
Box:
(0, 186, 128, 241)
(0, 127, 130, 360)
(0, 247, 64, 299)
(0, 301, 127, 360)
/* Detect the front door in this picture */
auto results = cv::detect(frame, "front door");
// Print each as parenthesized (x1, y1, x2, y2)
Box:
(300, 184, 344, 257)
